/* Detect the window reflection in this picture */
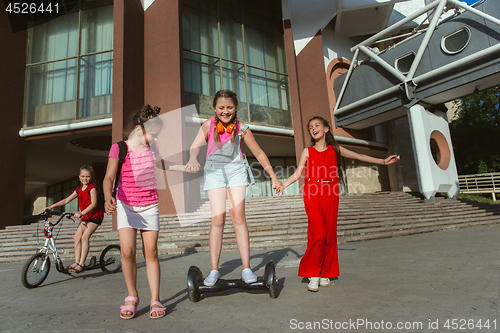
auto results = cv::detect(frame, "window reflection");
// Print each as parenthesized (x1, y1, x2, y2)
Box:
(182, 0, 291, 128)
(24, 2, 113, 128)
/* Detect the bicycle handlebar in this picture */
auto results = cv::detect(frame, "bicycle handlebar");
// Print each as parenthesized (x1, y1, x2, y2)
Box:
(41, 209, 76, 223)
(43, 209, 61, 216)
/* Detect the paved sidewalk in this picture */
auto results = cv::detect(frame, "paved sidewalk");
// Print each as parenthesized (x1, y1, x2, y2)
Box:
(1, 224, 499, 333)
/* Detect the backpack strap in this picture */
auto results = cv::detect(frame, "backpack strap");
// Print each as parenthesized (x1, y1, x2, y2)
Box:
(76, 184, 91, 196)
(113, 141, 128, 197)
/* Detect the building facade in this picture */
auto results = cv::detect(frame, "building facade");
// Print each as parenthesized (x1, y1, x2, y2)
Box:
(1, 0, 433, 229)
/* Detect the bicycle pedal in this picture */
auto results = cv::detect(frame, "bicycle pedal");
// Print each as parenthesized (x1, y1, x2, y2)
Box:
(89, 256, 97, 267)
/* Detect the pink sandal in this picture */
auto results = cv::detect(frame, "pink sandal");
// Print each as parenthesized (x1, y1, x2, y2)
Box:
(120, 296, 139, 319)
(149, 301, 166, 319)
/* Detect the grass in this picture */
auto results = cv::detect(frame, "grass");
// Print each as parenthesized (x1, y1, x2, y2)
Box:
(457, 193, 499, 204)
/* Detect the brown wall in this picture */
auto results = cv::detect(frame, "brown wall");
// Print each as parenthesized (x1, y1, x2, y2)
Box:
(112, 0, 145, 228)
(295, 31, 332, 138)
(112, 0, 145, 143)
(0, 8, 27, 229)
(283, 19, 305, 162)
(144, 0, 184, 214)
(284, 27, 332, 158)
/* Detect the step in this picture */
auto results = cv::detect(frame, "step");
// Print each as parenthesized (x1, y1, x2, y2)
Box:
(2, 192, 500, 262)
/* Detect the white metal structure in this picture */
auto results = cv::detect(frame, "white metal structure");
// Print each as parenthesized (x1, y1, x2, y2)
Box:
(334, 0, 500, 119)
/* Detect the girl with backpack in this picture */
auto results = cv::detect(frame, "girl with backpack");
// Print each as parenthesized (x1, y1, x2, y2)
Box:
(103, 105, 185, 320)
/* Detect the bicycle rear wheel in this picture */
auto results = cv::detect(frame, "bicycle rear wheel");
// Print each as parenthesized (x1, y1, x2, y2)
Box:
(99, 244, 122, 274)
(22, 252, 50, 289)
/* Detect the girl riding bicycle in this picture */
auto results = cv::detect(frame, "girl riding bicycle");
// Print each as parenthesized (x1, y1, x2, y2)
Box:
(45, 165, 104, 274)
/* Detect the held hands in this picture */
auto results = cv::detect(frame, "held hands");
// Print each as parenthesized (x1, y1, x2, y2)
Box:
(384, 154, 400, 165)
(104, 196, 117, 215)
(73, 212, 82, 218)
(272, 178, 283, 195)
(276, 183, 286, 196)
(185, 159, 201, 173)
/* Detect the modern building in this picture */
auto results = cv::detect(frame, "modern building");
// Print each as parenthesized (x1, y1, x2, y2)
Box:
(3, 0, 487, 229)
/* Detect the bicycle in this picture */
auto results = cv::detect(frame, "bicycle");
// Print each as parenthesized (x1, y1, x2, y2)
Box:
(21, 209, 122, 289)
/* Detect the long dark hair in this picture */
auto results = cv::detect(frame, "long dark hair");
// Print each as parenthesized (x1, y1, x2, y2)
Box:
(308, 116, 345, 188)
(213, 89, 238, 144)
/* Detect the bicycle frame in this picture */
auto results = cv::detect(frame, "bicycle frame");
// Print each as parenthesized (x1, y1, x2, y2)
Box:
(37, 211, 74, 273)
(22, 210, 122, 288)
(37, 237, 65, 273)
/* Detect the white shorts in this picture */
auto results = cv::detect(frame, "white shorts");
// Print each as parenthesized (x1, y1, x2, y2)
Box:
(116, 200, 159, 231)
(203, 163, 248, 191)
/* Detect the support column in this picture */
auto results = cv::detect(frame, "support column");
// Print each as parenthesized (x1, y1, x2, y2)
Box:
(0, 7, 27, 229)
(144, 0, 185, 214)
(112, 0, 145, 229)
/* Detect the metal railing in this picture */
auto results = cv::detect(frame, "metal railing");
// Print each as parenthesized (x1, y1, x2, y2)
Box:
(459, 172, 500, 201)
(334, 0, 500, 117)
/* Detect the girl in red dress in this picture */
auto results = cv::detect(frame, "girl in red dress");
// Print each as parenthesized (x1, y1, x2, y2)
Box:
(279, 116, 398, 291)
(45, 165, 104, 274)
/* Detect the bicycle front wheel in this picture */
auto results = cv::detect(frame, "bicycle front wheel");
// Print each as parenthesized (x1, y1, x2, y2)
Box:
(21, 252, 50, 289)
(99, 244, 122, 274)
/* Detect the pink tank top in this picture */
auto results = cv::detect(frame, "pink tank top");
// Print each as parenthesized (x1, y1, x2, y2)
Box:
(109, 143, 158, 206)
(206, 117, 243, 158)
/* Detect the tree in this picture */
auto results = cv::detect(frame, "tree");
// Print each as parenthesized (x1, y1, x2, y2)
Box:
(449, 85, 500, 174)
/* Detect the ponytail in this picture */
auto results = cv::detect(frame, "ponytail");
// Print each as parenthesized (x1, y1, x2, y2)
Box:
(124, 104, 163, 139)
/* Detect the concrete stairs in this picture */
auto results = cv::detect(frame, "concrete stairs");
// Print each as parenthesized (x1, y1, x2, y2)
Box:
(2, 192, 500, 263)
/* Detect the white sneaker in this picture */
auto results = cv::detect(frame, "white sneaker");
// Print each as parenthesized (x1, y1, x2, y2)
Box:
(308, 277, 319, 292)
(242, 268, 258, 283)
(204, 270, 220, 286)
(320, 278, 330, 287)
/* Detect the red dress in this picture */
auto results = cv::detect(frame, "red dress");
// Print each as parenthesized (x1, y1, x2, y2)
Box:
(298, 145, 340, 278)
(77, 183, 104, 222)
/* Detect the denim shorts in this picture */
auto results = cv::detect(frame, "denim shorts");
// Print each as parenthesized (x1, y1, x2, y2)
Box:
(203, 162, 248, 191)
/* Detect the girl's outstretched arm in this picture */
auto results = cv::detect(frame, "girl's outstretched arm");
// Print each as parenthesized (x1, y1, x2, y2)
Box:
(103, 156, 119, 214)
(153, 140, 187, 172)
(241, 126, 282, 191)
(164, 164, 188, 172)
(277, 148, 309, 195)
(45, 191, 78, 212)
(185, 120, 210, 173)
(340, 146, 399, 165)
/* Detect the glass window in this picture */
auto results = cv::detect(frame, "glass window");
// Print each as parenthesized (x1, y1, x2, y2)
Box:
(182, 0, 291, 128)
(27, 13, 79, 64)
(441, 27, 471, 55)
(24, 1, 113, 128)
(395, 52, 415, 74)
(182, 0, 219, 57)
(79, 52, 113, 119)
(81, 5, 114, 54)
(46, 177, 79, 213)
